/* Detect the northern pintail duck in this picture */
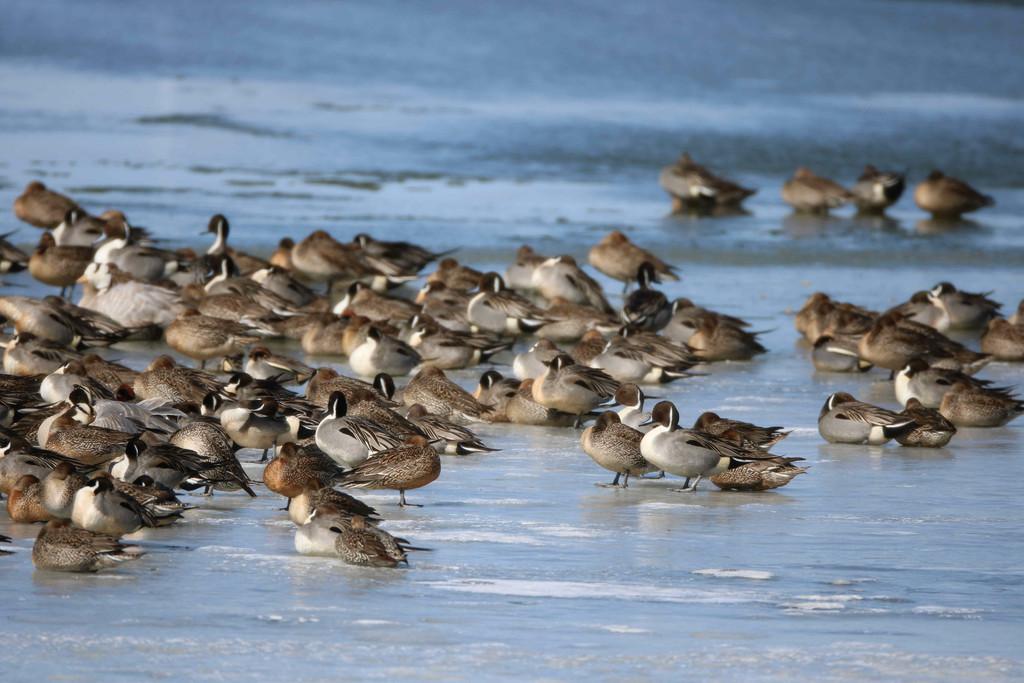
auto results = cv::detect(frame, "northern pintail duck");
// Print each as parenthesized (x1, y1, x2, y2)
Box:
(133, 355, 221, 408)
(165, 310, 262, 368)
(72, 475, 155, 536)
(353, 232, 449, 277)
(305, 367, 378, 408)
(406, 404, 496, 455)
(534, 298, 616, 343)
(782, 168, 853, 214)
(94, 214, 177, 282)
(0, 231, 29, 274)
(686, 316, 766, 362)
(250, 265, 319, 308)
(580, 412, 652, 487)
(288, 484, 379, 526)
(408, 316, 511, 370)
(32, 520, 142, 572)
(812, 335, 872, 373)
(885, 291, 946, 331)
(401, 366, 492, 424)
(244, 346, 314, 384)
(590, 335, 696, 384)
(621, 263, 670, 331)
(506, 379, 579, 427)
(120, 438, 211, 490)
(220, 398, 292, 461)
(41, 411, 134, 467)
(13, 181, 79, 228)
(532, 256, 612, 314)
(709, 459, 807, 492)
(41, 461, 88, 519)
(505, 245, 548, 291)
(333, 282, 419, 323)
(914, 170, 994, 219)
(203, 214, 268, 275)
(325, 512, 423, 567)
(39, 361, 113, 404)
(513, 339, 561, 380)
(467, 272, 548, 335)
(269, 238, 294, 270)
(639, 401, 771, 492)
(472, 370, 519, 422)
(981, 318, 1024, 361)
(570, 329, 608, 365)
(588, 231, 679, 289)
(169, 420, 255, 496)
(315, 392, 404, 468)
(426, 258, 484, 291)
(349, 326, 421, 377)
(338, 435, 441, 507)
(895, 399, 957, 448)
(53, 208, 111, 247)
(8, 474, 53, 523)
(894, 358, 1006, 408)
(78, 262, 183, 328)
(794, 293, 876, 343)
(850, 165, 905, 214)
(927, 282, 1000, 330)
(300, 314, 348, 356)
(692, 412, 789, 449)
(290, 230, 382, 287)
(658, 153, 756, 213)
(818, 392, 916, 445)
(662, 298, 752, 345)
(533, 354, 619, 420)
(857, 312, 989, 374)
(263, 442, 344, 498)
(939, 382, 1023, 428)
(29, 233, 93, 297)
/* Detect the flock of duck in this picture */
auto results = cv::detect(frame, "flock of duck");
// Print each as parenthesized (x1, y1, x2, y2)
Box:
(0, 165, 1021, 572)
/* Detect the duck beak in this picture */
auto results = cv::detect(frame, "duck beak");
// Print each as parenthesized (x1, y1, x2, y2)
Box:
(637, 416, 655, 426)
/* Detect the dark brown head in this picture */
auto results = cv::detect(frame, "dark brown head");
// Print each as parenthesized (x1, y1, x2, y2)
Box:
(649, 401, 680, 431)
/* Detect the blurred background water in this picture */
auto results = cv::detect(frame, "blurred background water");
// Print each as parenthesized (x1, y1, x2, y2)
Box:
(1, 1, 1024, 681)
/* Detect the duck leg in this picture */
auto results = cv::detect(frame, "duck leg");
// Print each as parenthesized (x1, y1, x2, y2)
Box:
(622, 472, 630, 488)
(669, 475, 701, 493)
(260, 448, 270, 463)
(398, 489, 423, 507)
(596, 472, 622, 488)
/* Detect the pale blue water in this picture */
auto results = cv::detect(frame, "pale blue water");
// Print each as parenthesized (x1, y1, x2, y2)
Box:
(1, 2, 1024, 681)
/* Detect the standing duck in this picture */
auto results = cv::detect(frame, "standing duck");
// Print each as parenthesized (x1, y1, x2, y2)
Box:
(338, 435, 441, 507)
(580, 412, 652, 487)
(13, 181, 78, 228)
(28, 233, 93, 297)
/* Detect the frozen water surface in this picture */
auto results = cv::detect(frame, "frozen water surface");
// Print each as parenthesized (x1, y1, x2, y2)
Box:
(2, 1, 1024, 680)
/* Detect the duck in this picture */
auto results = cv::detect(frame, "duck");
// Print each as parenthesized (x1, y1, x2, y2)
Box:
(292, 505, 347, 557)
(505, 245, 548, 291)
(269, 238, 294, 270)
(658, 153, 756, 213)
(332, 282, 419, 323)
(400, 366, 491, 424)
(939, 382, 1023, 428)
(857, 312, 989, 374)
(120, 438, 211, 489)
(42, 411, 134, 467)
(884, 291, 946, 331)
(795, 293, 876, 342)
(250, 265, 318, 307)
(71, 475, 155, 536)
(506, 379, 579, 426)
(466, 273, 548, 335)
(203, 214, 268, 275)
(639, 401, 730, 492)
(348, 326, 421, 377)
(686, 316, 765, 362)
(811, 335, 873, 373)
(405, 404, 496, 455)
(305, 367, 378, 408)
(78, 262, 183, 328)
(408, 316, 511, 370)
(895, 399, 957, 448)
(426, 258, 483, 291)
(570, 329, 609, 365)
(981, 318, 1024, 361)
(290, 230, 376, 286)
(7, 474, 53, 523)
(53, 208, 107, 247)
(533, 298, 617, 343)
(13, 181, 79, 228)
(664, 298, 752, 345)
(133, 355, 221, 408)
(927, 282, 1000, 330)
(168, 420, 256, 497)
(589, 335, 696, 384)
(472, 370, 520, 422)
(817, 392, 916, 445)
(220, 398, 292, 461)
(165, 310, 262, 368)
(94, 214, 177, 282)
(28, 233, 93, 297)
(287, 484, 379, 526)
(914, 170, 994, 219)
(782, 167, 853, 214)
(314, 392, 404, 468)
(244, 346, 315, 384)
(585, 232, 679, 290)
(580, 412, 652, 487)
(32, 520, 143, 572)
(263, 442, 345, 499)
(531, 256, 613, 313)
(39, 361, 113, 404)
(692, 412, 789, 449)
(709, 459, 807, 492)
(613, 383, 654, 430)
(513, 339, 562, 380)
(850, 165, 905, 214)
(533, 354, 619, 421)
(328, 512, 423, 568)
(338, 435, 441, 507)
(621, 263, 671, 331)
(41, 461, 89, 519)
(894, 358, 1006, 408)
(353, 232, 448, 277)
(300, 314, 348, 356)
(0, 231, 29, 274)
